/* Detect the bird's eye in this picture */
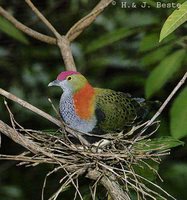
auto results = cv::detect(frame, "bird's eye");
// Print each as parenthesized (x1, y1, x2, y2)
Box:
(67, 76, 72, 81)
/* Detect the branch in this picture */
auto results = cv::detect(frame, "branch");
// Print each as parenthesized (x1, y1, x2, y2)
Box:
(0, 1, 112, 71)
(0, 88, 61, 127)
(25, 0, 76, 70)
(0, 119, 56, 158)
(134, 72, 187, 141)
(0, 120, 89, 176)
(25, 0, 60, 38)
(66, 0, 113, 42)
(0, 6, 56, 45)
(86, 170, 131, 200)
(57, 36, 76, 71)
(0, 5, 76, 69)
(0, 88, 90, 146)
(146, 72, 187, 128)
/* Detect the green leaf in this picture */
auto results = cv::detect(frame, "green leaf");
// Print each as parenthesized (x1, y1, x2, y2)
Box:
(134, 137, 184, 151)
(161, 163, 187, 199)
(139, 33, 159, 52)
(85, 28, 137, 53)
(133, 160, 159, 181)
(124, 12, 158, 28)
(140, 32, 175, 53)
(140, 44, 173, 67)
(160, 1, 187, 42)
(145, 49, 185, 98)
(0, 16, 29, 44)
(170, 87, 187, 139)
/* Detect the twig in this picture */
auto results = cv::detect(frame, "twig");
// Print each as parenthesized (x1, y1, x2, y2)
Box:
(0, 119, 89, 173)
(0, 114, 177, 200)
(145, 72, 187, 128)
(135, 72, 187, 140)
(42, 166, 63, 200)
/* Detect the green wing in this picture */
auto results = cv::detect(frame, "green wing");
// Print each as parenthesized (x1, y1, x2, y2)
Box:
(94, 88, 145, 133)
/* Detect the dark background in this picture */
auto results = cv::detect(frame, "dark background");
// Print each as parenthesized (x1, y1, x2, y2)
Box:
(0, 0, 187, 199)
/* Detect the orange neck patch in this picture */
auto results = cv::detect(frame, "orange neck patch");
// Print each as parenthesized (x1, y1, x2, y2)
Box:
(73, 83, 95, 120)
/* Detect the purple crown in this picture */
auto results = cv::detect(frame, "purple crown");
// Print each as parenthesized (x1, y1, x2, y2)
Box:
(57, 71, 80, 81)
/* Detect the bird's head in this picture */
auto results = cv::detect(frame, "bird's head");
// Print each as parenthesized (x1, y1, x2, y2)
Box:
(48, 71, 88, 94)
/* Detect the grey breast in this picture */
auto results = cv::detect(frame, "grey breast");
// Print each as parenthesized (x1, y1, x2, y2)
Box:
(59, 94, 97, 133)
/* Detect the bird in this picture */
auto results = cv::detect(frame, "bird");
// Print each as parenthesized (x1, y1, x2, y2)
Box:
(48, 71, 150, 136)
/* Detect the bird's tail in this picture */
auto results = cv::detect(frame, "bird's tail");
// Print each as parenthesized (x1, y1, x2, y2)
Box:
(133, 98, 161, 124)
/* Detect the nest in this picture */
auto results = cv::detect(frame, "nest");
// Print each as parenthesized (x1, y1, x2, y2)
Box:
(1, 104, 176, 200)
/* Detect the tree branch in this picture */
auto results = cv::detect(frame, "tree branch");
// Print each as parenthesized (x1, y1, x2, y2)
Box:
(66, 0, 113, 42)
(0, 1, 112, 71)
(0, 88, 61, 127)
(0, 88, 90, 146)
(86, 170, 131, 200)
(57, 36, 76, 70)
(25, 0, 76, 70)
(0, 119, 55, 158)
(0, 6, 56, 45)
(25, 0, 60, 38)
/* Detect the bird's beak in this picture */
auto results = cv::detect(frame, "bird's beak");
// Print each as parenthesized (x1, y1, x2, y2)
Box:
(48, 80, 60, 87)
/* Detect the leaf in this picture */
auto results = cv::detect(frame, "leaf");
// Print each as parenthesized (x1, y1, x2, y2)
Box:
(159, 1, 187, 42)
(139, 33, 159, 52)
(140, 44, 173, 67)
(134, 137, 184, 151)
(170, 87, 187, 139)
(124, 12, 158, 28)
(145, 49, 185, 98)
(161, 163, 187, 199)
(85, 28, 137, 53)
(140, 32, 175, 53)
(0, 16, 29, 44)
(133, 160, 159, 181)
